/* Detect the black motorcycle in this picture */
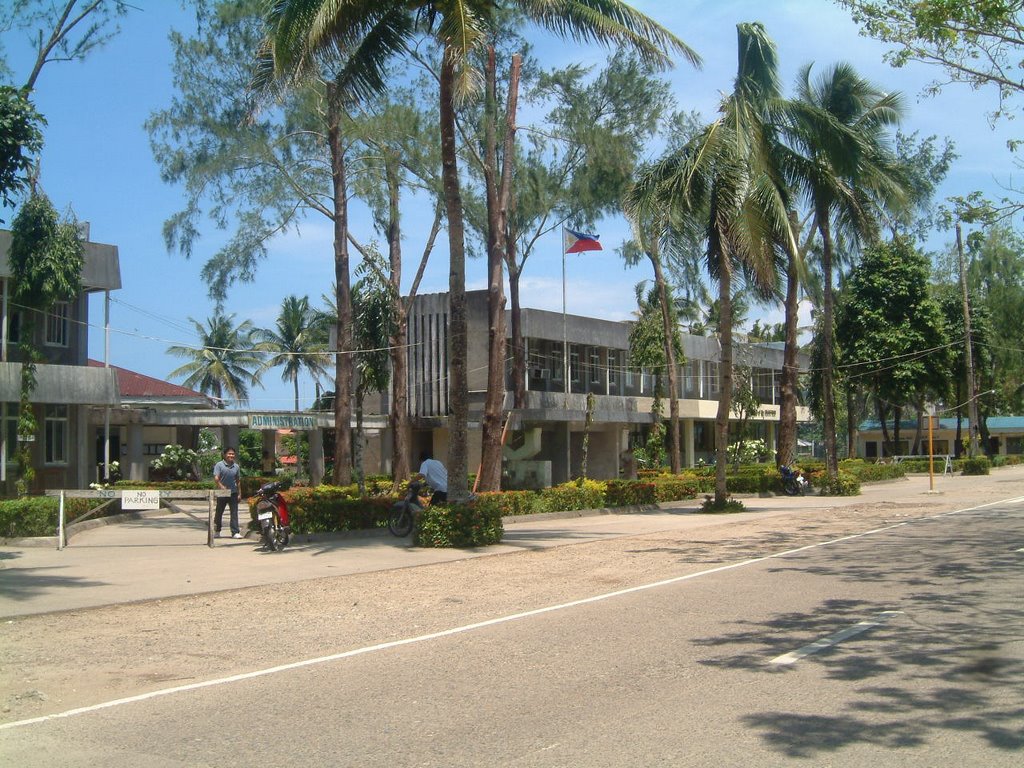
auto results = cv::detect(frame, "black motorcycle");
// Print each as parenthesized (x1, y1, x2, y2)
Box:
(779, 465, 808, 496)
(388, 480, 426, 537)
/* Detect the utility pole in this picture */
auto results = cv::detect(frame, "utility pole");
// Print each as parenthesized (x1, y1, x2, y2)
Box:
(955, 220, 980, 457)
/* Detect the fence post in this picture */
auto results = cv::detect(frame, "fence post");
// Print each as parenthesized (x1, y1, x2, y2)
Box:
(208, 490, 215, 547)
(57, 490, 66, 551)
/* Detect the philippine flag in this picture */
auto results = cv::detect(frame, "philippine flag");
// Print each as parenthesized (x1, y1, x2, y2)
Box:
(563, 227, 603, 254)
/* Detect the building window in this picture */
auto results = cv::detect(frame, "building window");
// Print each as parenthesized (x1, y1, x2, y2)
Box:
(3, 404, 16, 464)
(608, 350, 620, 391)
(7, 310, 23, 344)
(589, 349, 601, 384)
(705, 361, 720, 399)
(46, 302, 70, 347)
(45, 405, 68, 464)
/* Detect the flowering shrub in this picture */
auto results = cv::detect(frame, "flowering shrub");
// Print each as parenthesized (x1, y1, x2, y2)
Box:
(150, 444, 200, 480)
(727, 438, 769, 465)
(89, 461, 122, 490)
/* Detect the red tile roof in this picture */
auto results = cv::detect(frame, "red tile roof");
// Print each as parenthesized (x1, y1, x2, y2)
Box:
(87, 359, 212, 402)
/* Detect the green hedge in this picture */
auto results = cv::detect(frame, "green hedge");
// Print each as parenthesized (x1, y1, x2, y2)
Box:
(840, 460, 906, 482)
(653, 475, 704, 501)
(473, 490, 544, 517)
(0, 497, 100, 538)
(415, 502, 503, 548)
(253, 485, 392, 533)
(961, 456, 991, 475)
(605, 480, 657, 506)
(537, 480, 608, 513)
(816, 469, 861, 496)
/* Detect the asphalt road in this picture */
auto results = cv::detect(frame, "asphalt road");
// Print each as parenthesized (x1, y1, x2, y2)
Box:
(2, 495, 1021, 766)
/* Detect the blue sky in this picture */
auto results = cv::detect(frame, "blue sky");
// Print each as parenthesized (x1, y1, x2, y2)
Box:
(2, 0, 1017, 410)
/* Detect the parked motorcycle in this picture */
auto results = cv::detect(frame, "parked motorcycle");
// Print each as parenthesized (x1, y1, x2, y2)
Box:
(779, 465, 808, 497)
(254, 480, 291, 551)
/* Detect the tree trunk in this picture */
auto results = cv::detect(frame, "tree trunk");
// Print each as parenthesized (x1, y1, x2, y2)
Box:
(440, 51, 468, 502)
(385, 155, 411, 489)
(650, 242, 680, 473)
(714, 253, 733, 505)
(878, 400, 893, 457)
(477, 49, 519, 492)
(846, 383, 858, 458)
(817, 212, 839, 480)
(354, 385, 366, 496)
(508, 261, 526, 409)
(776, 227, 800, 467)
(955, 221, 980, 456)
(327, 81, 352, 486)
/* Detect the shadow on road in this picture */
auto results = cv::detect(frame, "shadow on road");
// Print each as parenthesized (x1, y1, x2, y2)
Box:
(687, 509, 1024, 759)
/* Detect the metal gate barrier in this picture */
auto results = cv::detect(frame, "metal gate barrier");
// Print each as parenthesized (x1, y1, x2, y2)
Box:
(45, 489, 233, 549)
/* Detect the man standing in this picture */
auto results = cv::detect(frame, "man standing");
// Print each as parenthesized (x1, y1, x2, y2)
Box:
(214, 447, 242, 538)
(418, 451, 448, 505)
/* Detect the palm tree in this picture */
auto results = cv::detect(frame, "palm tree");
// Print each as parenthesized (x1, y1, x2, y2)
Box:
(255, 2, 699, 502)
(788, 62, 906, 480)
(352, 271, 394, 494)
(629, 23, 792, 505)
(625, 213, 683, 473)
(168, 313, 263, 407)
(253, 295, 330, 411)
(250, 5, 416, 486)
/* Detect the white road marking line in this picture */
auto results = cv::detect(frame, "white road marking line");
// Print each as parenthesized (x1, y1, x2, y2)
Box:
(769, 611, 903, 666)
(2, 496, 1021, 731)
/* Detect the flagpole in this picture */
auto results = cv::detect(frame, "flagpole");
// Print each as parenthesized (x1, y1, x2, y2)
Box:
(562, 231, 569, 408)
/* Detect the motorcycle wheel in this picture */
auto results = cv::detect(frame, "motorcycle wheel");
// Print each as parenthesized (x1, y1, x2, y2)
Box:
(262, 521, 279, 551)
(388, 505, 414, 537)
(273, 515, 288, 551)
(782, 479, 800, 497)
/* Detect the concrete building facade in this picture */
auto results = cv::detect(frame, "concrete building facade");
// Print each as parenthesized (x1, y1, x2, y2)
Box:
(400, 291, 812, 486)
(0, 229, 120, 493)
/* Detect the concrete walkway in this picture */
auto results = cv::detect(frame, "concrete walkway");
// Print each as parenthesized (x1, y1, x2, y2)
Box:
(2, 467, 1022, 618)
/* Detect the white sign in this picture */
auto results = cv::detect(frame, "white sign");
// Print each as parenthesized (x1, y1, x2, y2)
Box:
(121, 490, 161, 510)
(249, 414, 316, 430)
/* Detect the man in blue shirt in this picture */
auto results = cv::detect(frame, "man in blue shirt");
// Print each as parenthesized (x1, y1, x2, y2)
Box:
(214, 447, 242, 538)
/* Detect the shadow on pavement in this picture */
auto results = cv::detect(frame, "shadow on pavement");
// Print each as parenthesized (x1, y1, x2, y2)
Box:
(688, 508, 1024, 759)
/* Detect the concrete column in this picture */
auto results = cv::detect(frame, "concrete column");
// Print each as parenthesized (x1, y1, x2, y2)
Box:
(75, 406, 89, 489)
(127, 423, 145, 481)
(550, 423, 570, 485)
(684, 419, 695, 468)
(380, 425, 393, 476)
(262, 429, 276, 473)
(309, 429, 324, 486)
(223, 425, 240, 453)
(766, 421, 777, 459)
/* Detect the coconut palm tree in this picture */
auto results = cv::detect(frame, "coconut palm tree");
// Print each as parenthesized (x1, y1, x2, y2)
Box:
(250, 5, 418, 485)
(168, 313, 263, 407)
(253, 295, 331, 411)
(629, 23, 793, 505)
(254, 1, 699, 501)
(788, 62, 907, 481)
